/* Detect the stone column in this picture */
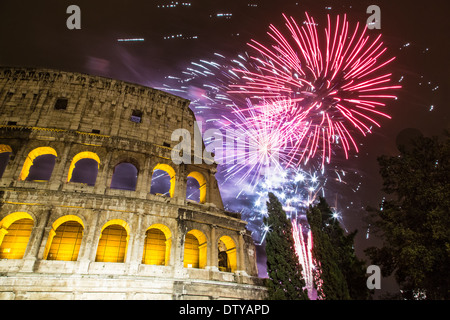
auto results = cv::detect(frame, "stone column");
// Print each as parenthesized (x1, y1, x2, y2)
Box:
(208, 224, 219, 271)
(173, 213, 188, 278)
(127, 213, 144, 274)
(49, 143, 72, 190)
(165, 237, 172, 266)
(237, 230, 248, 276)
(173, 164, 187, 202)
(94, 149, 112, 194)
(147, 157, 158, 195)
(135, 156, 151, 198)
(77, 210, 100, 273)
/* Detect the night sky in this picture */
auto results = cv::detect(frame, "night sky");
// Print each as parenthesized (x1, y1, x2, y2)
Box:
(1, 0, 449, 295)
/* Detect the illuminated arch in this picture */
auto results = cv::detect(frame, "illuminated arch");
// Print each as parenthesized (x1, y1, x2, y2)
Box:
(142, 224, 172, 266)
(218, 235, 237, 273)
(0, 212, 34, 259)
(43, 215, 84, 261)
(150, 163, 176, 198)
(67, 151, 100, 183)
(95, 219, 130, 263)
(184, 229, 207, 269)
(187, 171, 207, 203)
(19, 147, 58, 181)
(50, 215, 85, 230)
(0, 212, 33, 230)
(0, 144, 12, 154)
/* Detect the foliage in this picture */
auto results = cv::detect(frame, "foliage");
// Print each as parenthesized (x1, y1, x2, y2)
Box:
(308, 197, 369, 299)
(264, 192, 309, 300)
(365, 132, 450, 299)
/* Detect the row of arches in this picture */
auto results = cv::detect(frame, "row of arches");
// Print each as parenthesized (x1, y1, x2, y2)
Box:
(0, 145, 207, 204)
(0, 212, 237, 272)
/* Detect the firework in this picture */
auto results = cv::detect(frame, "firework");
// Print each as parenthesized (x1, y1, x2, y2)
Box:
(229, 12, 401, 168)
(292, 221, 317, 299)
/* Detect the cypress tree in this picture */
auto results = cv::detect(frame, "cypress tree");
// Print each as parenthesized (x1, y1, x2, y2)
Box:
(265, 192, 308, 300)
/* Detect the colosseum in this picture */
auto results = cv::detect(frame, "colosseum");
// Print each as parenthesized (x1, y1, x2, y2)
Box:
(0, 67, 267, 300)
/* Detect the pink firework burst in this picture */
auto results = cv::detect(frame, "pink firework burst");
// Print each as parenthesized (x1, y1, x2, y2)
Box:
(229, 12, 401, 168)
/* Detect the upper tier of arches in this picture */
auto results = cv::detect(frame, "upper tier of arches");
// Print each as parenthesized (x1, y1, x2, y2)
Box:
(0, 143, 211, 205)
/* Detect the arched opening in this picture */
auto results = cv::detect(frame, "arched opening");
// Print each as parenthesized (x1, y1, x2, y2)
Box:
(44, 215, 84, 261)
(142, 224, 172, 266)
(186, 176, 200, 202)
(0, 144, 12, 179)
(67, 151, 100, 186)
(218, 235, 237, 273)
(110, 162, 138, 191)
(20, 147, 58, 181)
(95, 220, 129, 263)
(183, 229, 207, 269)
(186, 171, 206, 203)
(0, 212, 34, 260)
(150, 164, 176, 197)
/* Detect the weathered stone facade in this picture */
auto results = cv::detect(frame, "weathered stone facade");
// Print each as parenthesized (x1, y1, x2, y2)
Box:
(0, 67, 267, 300)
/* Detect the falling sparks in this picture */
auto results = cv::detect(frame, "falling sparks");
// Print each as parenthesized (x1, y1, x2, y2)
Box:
(292, 221, 317, 299)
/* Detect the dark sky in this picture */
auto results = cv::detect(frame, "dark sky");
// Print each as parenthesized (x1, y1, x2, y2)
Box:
(1, 0, 449, 295)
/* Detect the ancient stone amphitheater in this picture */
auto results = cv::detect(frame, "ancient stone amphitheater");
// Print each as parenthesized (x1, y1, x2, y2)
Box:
(0, 67, 266, 300)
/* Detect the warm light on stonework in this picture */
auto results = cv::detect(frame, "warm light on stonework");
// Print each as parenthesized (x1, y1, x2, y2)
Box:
(187, 171, 207, 203)
(152, 163, 176, 197)
(67, 151, 100, 182)
(0, 212, 34, 260)
(95, 221, 129, 263)
(19, 147, 57, 181)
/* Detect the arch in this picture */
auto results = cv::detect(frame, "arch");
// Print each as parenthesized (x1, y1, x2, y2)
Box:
(44, 215, 84, 261)
(110, 162, 138, 191)
(150, 163, 176, 198)
(187, 171, 207, 203)
(142, 224, 172, 266)
(51, 214, 85, 230)
(0, 145, 12, 179)
(95, 219, 129, 263)
(100, 219, 130, 235)
(218, 235, 237, 273)
(184, 229, 207, 269)
(19, 147, 58, 181)
(0, 212, 34, 260)
(0, 212, 34, 230)
(67, 151, 100, 184)
(146, 223, 172, 239)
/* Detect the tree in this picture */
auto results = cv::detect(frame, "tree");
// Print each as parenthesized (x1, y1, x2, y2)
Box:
(365, 133, 450, 299)
(307, 197, 369, 299)
(264, 192, 309, 300)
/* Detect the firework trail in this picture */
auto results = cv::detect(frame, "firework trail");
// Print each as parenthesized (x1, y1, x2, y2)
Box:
(292, 222, 318, 299)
